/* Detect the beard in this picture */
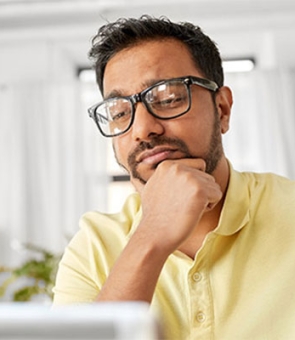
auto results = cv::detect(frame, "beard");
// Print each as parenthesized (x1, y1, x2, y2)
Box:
(114, 106, 223, 185)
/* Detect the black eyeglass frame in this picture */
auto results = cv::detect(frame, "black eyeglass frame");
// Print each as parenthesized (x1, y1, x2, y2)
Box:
(88, 75, 219, 137)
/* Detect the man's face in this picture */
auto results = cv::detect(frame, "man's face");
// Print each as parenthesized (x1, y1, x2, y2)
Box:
(103, 38, 229, 190)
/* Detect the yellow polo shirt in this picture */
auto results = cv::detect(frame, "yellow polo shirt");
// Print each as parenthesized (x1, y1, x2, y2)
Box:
(53, 165, 295, 340)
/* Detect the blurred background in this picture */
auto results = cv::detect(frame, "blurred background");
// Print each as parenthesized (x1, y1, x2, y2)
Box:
(0, 0, 294, 276)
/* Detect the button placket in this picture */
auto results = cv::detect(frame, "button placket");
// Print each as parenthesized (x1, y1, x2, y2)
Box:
(193, 272, 202, 282)
(196, 311, 206, 323)
(189, 239, 215, 335)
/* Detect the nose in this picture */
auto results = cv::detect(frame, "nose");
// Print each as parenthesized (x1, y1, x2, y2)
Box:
(131, 103, 165, 142)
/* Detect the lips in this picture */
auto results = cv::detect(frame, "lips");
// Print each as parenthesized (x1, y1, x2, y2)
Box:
(137, 146, 179, 165)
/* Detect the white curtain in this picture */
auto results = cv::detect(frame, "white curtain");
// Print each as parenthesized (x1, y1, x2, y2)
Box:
(223, 68, 295, 180)
(0, 80, 108, 266)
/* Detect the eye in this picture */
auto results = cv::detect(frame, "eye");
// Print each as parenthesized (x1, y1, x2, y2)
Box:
(105, 98, 132, 123)
(150, 92, 188, 110)
(111, 110, 131, 122)
(145, 81, 188, 110)
(160, 93, 186, 105)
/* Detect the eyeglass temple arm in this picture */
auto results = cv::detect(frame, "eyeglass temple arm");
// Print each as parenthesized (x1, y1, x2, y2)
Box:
(191, 77, 219, 92)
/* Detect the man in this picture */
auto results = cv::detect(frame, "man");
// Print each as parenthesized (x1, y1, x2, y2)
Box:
(53, 16, 295, 340)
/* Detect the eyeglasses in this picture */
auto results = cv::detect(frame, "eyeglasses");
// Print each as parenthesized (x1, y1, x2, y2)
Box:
(88, 75, 219, 137)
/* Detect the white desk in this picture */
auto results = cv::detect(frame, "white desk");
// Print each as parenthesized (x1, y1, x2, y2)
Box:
(0, 302, 160, 340)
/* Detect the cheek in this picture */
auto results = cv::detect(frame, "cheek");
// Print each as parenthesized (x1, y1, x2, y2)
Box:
(169, 114, 208, 142)
(173, 115, 214, 153)
(112, 138, 129, 169)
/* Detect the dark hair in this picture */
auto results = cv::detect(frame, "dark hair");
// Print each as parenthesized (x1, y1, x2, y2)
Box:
(89, 15, 224, 94)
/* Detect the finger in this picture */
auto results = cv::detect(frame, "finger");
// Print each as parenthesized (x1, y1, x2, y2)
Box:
(166, 158, 206, 172)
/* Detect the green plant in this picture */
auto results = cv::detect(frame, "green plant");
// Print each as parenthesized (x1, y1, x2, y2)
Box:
(0, 243, 62, 302)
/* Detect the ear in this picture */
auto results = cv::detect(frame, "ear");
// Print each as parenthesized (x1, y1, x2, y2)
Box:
(215, 86, 233, 134)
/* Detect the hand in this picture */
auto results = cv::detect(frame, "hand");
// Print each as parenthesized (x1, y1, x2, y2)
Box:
(96, 158, 222, 303)
(137, 158, 223, 254)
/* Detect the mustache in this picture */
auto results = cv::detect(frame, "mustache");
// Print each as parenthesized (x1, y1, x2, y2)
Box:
(127, 136, 192, 167)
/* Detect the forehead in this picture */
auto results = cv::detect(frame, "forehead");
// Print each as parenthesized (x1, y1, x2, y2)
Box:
(103, 38, 202, 97)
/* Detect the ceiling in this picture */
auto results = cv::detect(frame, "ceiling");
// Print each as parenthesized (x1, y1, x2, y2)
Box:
(0, 0, 295, 69)
(1, 0, 295, 30)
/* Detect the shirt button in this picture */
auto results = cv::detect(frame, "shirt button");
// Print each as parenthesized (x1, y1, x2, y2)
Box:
(196, 312, 206, 323)
(193, 272, 202, 282)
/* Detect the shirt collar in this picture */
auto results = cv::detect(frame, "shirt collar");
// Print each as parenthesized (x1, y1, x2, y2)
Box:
(214, 162, 250, 236)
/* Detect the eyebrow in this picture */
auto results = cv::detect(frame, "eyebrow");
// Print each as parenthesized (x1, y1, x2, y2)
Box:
(104, 77, 170, 100)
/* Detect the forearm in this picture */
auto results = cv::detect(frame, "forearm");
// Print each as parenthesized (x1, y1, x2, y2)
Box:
(96, 228, 169, 303)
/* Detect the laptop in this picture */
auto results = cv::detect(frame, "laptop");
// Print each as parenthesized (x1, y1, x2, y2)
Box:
(0, 302, 160, 340)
